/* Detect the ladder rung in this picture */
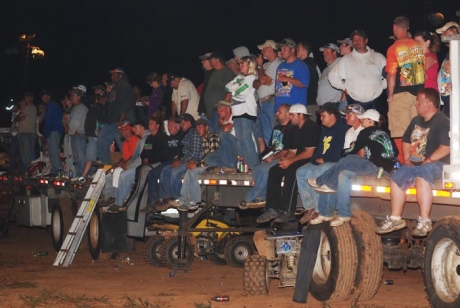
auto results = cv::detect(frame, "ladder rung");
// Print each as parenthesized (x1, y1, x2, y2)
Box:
(68, 232, 77, 235)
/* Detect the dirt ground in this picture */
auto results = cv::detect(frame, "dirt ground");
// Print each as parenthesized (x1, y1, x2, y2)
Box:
(0, 224, 431, 308)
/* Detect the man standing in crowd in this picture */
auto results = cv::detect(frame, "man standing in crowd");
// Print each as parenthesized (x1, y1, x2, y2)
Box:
(254, 40, 282, 148)
(17, 92, 37, 173)
(68, 88, 88, 177)
(275, 38, 310, 110)
(296, 41, 320, 118)
(41, 90, 64, 176)
(256, 104, 320, 224)
(328, 30, 387, 110)
(204, 51, 235, 132)
(386, 16, 425, 161)
(169, 73, 200, 120)
(377, 88, 449, 237)
(316, 44, 343, 108)
(337, 38, 353, 56)
(98, 67, 136, 164)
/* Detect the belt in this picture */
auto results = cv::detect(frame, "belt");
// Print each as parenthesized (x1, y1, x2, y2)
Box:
(260, 95, 274, 103)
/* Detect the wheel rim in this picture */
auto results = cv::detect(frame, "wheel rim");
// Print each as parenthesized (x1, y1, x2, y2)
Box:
(89, 213, 99, 248)
(233, 243, 250, 262)
(431, 238, 460, 303)
(52, 208, 60, 242)
(313, 231, 332, 284)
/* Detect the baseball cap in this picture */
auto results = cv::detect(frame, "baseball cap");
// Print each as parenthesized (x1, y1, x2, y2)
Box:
(225, 58, 237, 65)
(105, 81, 114, 87)
(133, 119, 148, 129)
(70, 87, 84, 96)
(278, 38, 296, 49)
(199, 52, 212, 60)
(180, 113, 196, 125)
(207, 50, 225, 61)
(109, 67, 126, 75)
(257, 40, 277, 50)
(318, 102, 339, 114)
(118, 122, 134, 131)
(319, 43, 340, 53)
(340, 104, 365, 116)
(337, 38, 353, 46)
(215, 100, 232, 107)
(358, 109, 380, 122)
(233, 46, 250, 59)
(40, 90, 52, 96)
(350, 29, 368, 40)
(195, 118, 209, 126)
(436, 21, 460, 34)
(289, 103, 310, 115)
(75, 84, 87, 93)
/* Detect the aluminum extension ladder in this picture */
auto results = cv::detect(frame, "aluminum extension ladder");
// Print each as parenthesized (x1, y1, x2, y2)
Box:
(53, 168, 107, 267)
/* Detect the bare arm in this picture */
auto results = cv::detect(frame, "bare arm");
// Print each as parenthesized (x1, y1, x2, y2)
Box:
(180, 99, 189, 116)
(277, 75, 306, 88)
(171, 101, 177, 117)
(279, 148, 315, 169)
(423, 145, 450, 164)
(387, 73, 396, 101)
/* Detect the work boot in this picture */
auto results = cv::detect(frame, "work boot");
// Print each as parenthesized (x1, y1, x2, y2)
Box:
(274, 211, 295, 223)
(256, 208, 279, 223)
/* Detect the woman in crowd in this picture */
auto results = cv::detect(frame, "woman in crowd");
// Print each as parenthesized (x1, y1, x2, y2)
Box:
(414, 30, 440, 92)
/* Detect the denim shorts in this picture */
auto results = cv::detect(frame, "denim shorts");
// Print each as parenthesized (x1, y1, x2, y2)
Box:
(390, 161, 444, 190)
(86, 137, 98, 162)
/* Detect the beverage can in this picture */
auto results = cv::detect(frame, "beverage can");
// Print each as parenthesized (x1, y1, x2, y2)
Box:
(244, 163, 248, 173)
(211, 295, 229, 302)
(37, 251, 48, 257)
(377, 167, 384, 178)
(384, 279, 393, 285)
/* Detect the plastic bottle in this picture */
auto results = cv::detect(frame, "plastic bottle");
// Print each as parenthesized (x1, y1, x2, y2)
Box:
(236, 156, 242, 173)
(37, 251, 48, 257)
(57, 168, 63, 177)
(210, 295, 229, 302)
(239, 157, 245, 173)
(69, 170, 73, 179)
(384, 280, 393, 285)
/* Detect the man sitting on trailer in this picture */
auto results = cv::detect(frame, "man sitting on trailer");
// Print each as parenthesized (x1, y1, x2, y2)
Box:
(376, 88, 450, 237)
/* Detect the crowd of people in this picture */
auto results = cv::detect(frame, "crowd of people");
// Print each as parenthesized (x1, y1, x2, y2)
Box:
(7, 16, 458, 236)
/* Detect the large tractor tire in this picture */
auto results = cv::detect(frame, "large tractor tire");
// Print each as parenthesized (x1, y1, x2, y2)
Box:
(243, 254, 270, 295)
(424, 216, 460, 308)
(159, 236, 194, 269)
(143, 235, 165, 267)
(224, 236, 255, 268)
(87, 209, 101, 260)
(51, 198, 75, 252)
(310, 222, 358, 303)
(350, 210, 383, 301)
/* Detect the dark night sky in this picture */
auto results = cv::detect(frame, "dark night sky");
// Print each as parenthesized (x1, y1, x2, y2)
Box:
(0, 0, 458, 124)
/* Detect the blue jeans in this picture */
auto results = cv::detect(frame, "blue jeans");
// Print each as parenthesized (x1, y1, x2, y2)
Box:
(258, 97, 276, 146)
(97, 123, 122, 164)
(204, 131, 237, 168)
(147, 161, 171, 203)
(391, 162, 444, 190)
(70, 134, 87, 177)
(233, 117, 258, 169)
(104, 167, 136, 205)
(47, 131, 62, 175)
(346, 94, 376, 111)
(245, 159, 279, 201)
(179, 166, 207, 204)
(159, 163, 187, 199)
(8, 135, 22, 173)
(208, 111, 219, 133)
(316, 155, 379, 217)
(296, 162, 334, 212)
(18, 133, 37, 173)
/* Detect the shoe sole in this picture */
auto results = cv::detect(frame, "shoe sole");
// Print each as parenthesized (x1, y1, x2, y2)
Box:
(412, 226, 432, 237)
(376, 221, 407, 234)
(310, 217, 334, 225)
(308, 178, 319, 188)
(314, 187, 336, 194)
(330, 217, 352, 227)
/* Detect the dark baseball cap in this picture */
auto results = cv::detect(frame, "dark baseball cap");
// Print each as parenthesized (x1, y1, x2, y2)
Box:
(318, 102, 339, 114)
(207, 51, 225, 61)
(180, 113, 196, 125)
(195, 118, 209, 126)
(350, 29, 368, 40)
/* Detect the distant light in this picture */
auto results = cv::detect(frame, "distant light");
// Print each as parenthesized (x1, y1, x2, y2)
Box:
(6, 105, 14, 110)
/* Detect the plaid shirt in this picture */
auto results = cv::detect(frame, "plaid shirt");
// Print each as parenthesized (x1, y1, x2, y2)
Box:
(180, 127, 203, 163)
(198, 131, 220, 167)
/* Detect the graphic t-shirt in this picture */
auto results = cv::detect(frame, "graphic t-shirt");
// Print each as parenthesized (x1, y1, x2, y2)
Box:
(275, 58, 310, 110)
(438, 55, 451, 97)
(268, 123, 291, 153)
(141, 130, 168, 164)
(402, 112, 450, 165)
(311, 118, 348, 164)
(349, 126, 395, 172)
(386, 38, 425, 95)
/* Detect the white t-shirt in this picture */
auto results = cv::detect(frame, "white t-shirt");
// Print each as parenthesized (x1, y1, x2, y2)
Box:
(171, 78, 200, 119)
(258, 58, 282, 99)
(225, 74, 257, 117)
(344, 124, 364, 149)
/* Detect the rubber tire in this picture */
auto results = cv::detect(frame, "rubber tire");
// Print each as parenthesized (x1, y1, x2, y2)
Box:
(51, 198, 75, 252)
(224, 236, 255, 268)
(424, 216, 460, 308)
(310, 222, 358, 302)
(208, 235, 229, 266)
(350, 210, 383, 301)
(143, 235, 165, 267)
(160, 236, 194, 269)
(87, 209, 101, 260)
(243, 254, 270, 295)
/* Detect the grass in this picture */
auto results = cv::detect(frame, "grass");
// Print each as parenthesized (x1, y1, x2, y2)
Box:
(19, 289, 110, 308)
(1, 278, 37, 290)
(194, 302, 212, 308)
(124, 296, 170, 308)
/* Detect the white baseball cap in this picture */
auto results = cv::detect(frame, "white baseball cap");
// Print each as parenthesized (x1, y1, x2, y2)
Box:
(289, 103, 310, 115)
(358, 109, 380, 122)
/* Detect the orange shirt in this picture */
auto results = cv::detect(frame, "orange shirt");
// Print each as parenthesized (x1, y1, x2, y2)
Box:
(122, 135, 140, 161)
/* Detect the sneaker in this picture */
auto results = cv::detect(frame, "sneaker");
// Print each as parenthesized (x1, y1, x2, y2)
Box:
(412, 217, 432, 237)
(274, 211, 295, 223)
(77, 177, 86, 183)
(256, 208, 279, 224)
(310, 215, 334, 225)
(376, 216, 406, 234)
(167, 199, 182, 208)
(107, 204, 121, 214)
(245, 198, 266, 208)
(314, 184, 336, 194)
(188, 202, 200, 211)
(307, 178, 319, 188)
(330, 216, 352, 227)
(118, 206, 127, 212)
(155, 200, 172, 212)
(238, 200, 248, 210)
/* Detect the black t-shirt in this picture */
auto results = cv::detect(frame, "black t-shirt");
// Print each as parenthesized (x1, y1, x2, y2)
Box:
(285, 119, 320, 157)
(350, 126, 396, 172)
(402, 111, 450, 165)
(303, 58, 319, 105)
(164, 130, 185, 161)
(84, 103, 104, 138)
(140, 130, 168, 164)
